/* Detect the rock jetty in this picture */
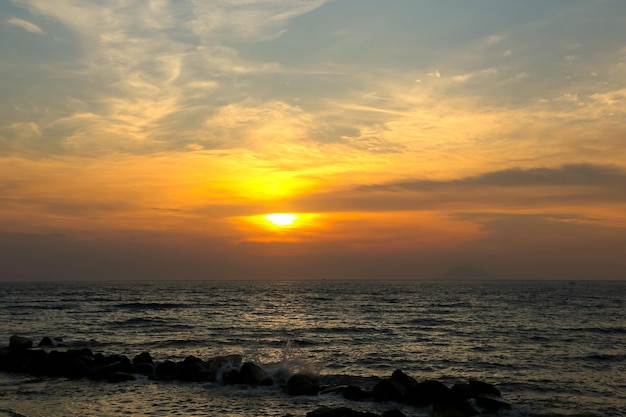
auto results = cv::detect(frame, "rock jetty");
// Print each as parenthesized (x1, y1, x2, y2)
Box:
(1, 335, 512, 417)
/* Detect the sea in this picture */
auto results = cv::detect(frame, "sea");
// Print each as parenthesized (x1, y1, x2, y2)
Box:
(0, 280, 624, 417)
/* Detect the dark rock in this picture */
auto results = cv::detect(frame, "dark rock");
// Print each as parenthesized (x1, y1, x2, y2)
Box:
(133, 352, 153, 365)
(450, 383, 473, 400)
(372, 378, 406, 402)
(64, 357, 93, 378)
(90, 356, 133, 380)
(286, 374, 319, 396)
(381, 410, 406, 417)
(38, 337, 56, 347)
(207, 354, 242, 381)
(306, 406, 379, 417)
(403, 380, 451, 407)
(222, 368, 242, 384)
(179, 356, 209, 381)
(468, 379, 501, 398)
(475, 394, 511, 412)
(9, 335, 33, 350)
(155, 360, 180, 379)
(432, 400, 478, 417)
(107, 371, 136, 383)
(343, 385, 371, 401)
(134, 362, 155, 376)
(390, 369, 418, 391)
(239, 362, 271, 385)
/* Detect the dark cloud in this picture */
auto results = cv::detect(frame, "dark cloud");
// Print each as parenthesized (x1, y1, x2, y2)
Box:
(359, 163, 626, 192)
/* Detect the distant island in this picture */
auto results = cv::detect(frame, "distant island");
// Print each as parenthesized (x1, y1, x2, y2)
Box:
(438, 265, 494, 280)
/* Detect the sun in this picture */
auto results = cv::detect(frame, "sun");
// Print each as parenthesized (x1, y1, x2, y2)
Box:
(264, 213, 298, 227)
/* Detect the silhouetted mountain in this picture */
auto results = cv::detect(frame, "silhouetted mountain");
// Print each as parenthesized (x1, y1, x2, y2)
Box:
(438, 264, 493, 280)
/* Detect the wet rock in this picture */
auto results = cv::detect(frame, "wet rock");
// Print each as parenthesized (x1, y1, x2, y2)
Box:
(207, 354, 242, 381)
(9, 335, 33, 350)
(133, 352, 153, 366)
(450, 383, 473, 400)
(134, 362, 155, 376)
(155, 360, 179, 379)
(90, 355, 133, 380)
(468, 379, 501, 398)
(38, 337, 56, 347)
(372, 378, 406, 402)
(432, 400, 478, 417)
(239, 362, 272, 385)
(107, 371, 136, 383)
(179, 356, 209, 381)
(475, 393, 511, 412)
(344, 385, 371, 401)
(390, 369, 418, 391)
(306, 406, 379, 417)
(381, 410, 406, 417)
(404, 379, 451, 407)
(286, 374, 319, 396)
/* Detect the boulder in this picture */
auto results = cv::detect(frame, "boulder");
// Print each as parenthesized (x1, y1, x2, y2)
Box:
(404, 380, 451, 407)
(107, 371, 136, 383)
(381, 410, 406, 417)
(178, 356, 209, 381)
(475, 394, 511, 412)
(468, 379, 501, 398)
(432, 400, 478, 417)
(133, 352, 153, 366)
(372, 378, 406, 402)
(155, 360, 180, 379)
(9, 335, 33, 350)
(306, 406, 379, 417)
(239, 362, 272, 385)
(286, 374, 319, 396)
(134, 362, 155, 376)
(390, 369, 418, 391)
(38, 337, 56, 347)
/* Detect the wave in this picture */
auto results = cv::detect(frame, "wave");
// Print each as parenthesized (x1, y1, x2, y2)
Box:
(113, 302, 187, 310)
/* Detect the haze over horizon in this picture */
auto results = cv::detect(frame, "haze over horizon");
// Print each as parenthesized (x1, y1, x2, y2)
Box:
(2, 1, 626, 281)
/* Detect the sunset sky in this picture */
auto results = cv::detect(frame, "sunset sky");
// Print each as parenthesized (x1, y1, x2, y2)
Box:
(2, 0, 626, 281)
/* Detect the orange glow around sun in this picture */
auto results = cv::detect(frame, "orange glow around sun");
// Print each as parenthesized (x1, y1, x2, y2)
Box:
(264, 213, 298, 227)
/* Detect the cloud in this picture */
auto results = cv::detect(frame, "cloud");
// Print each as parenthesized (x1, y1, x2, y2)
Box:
(6, 17, 44, 34)
(359, 163, 626, 191)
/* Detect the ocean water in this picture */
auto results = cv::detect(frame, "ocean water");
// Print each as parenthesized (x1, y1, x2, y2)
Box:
(0, 280, 624, 417)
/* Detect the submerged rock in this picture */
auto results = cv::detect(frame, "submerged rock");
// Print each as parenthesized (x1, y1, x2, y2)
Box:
(286, 374, 319, 396)
(9, 336, 33, 350)
(306, 406, 380, 417)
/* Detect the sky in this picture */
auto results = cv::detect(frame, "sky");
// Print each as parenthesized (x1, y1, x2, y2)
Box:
(1, 0, 626, 281)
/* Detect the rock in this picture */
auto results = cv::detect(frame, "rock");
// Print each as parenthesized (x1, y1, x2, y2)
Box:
(155, 360, 180, 379)
(390, 369, 418, 391)
(133, 352, 153, 365)
(403, 380, 451, 407)
(372, 378, 406, 402)
(475, 393, 511, 412)
(178, 355, 209, 381)
(381, 410, 406, 417)
(9, 335, 33, 350)
(90, 355, 133, 380)
(306, 406, 379, 417)
(239, 362, 272, 385)
(468, 379, 501, 398)
(134, 362, 155, 376)
(450, 383, 473, 400)
(343, 385, 371, 401)
(432, 400, 478, 417)
(207, 354, 242, 381)
(107, 371, 136, 383)
(38, 337, 56, 347)
(286, 374, 319, 396)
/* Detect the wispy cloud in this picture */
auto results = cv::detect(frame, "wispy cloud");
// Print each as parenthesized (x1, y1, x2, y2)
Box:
(6, 16, 44, 34)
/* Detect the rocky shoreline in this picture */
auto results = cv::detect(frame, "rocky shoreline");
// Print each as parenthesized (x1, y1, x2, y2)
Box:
(1, 335, 511, 417)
